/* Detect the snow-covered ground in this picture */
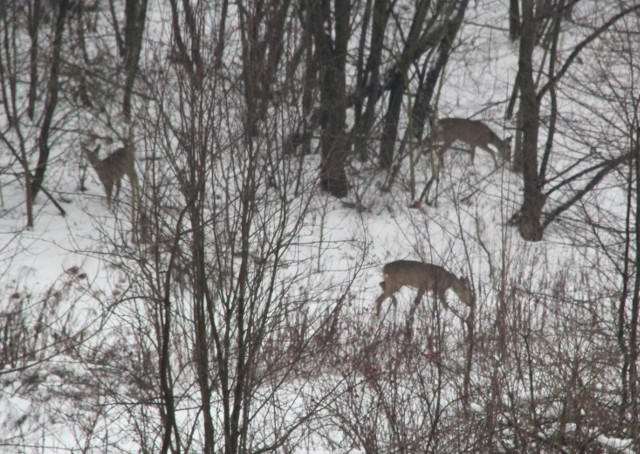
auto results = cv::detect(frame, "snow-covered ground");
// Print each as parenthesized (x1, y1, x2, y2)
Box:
(1, 0, 638, 452)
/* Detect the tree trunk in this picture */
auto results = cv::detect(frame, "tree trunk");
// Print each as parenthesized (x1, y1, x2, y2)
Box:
(353, 0, 389, 162)
(509, 0, 521, 41)
(30, 0, 69, 203)
(516, 0, 543, 241)
(378, 0, 430, 170)
(412, 0, 469, 140)
(379, 72, 404, 169)
(512, 106, 524, 173)
(352, 0, 373, 160)
(311, 0, 350, 198)
(168, 0, 203, 87)
(630, 128, 640, 446)
(122, 0, 148, 119)
(27, 0, 41, 120)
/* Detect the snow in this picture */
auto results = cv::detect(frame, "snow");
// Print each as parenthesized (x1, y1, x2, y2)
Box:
(1, 0, 639, 452)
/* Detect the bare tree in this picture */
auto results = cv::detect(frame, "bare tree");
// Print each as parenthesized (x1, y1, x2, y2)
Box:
(4, 2, 640, 452)
(510, 0, 640, 241)
(621, 126, 640, 447)
(352, 0, 390, 162)
(286, 0, 468, 195)
(78, 2, 359, 452)
(30, 0, 70, 203)
(309, 0, 351, 198)
(514, 0, 543, 240)
(0, 0, 71, 225)
(410, 0, 469, 144)
(595, 13, 640, 443)
(122, 0, 148, 119)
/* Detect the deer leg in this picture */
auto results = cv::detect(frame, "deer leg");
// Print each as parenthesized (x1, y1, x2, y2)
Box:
(429, 176, 441, 207)
(439, 294, 467, 320)
(436, 292, 451, 311)
(375, 281, 386, 316)
(468, 145, 476, 165)
(437, 144, 447, 170)
(104, 183, 113, 208)
(374, 294, 385, 316)
(114, 179, 122, 203)
(128, 172, 139, 207)
(431, 142, 451, 205)
(375, 289, 400, 316)
(417, 177, 435, 207)
(406, 288, 426, 328)
(420, 144, 445, 207)
(480, 144, 499, 168)
(127, 173, 140, 242)
(130, 171, 139, 194)
(375, 289, 391, 316)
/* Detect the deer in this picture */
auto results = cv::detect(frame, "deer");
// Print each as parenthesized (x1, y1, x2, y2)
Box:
(425, 117, 512, 168)
(83, 143, 139, 208)
(414, 117, 512, 207)
(374, 260, 474, 323)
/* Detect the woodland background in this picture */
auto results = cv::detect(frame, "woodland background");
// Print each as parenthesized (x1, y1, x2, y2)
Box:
(1, 0, 640, 452)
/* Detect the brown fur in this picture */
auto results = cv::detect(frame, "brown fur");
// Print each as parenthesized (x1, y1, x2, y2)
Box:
(425, 117, 512, 167)
(375, 260, 474, 317)
(84, 144, 139, 207)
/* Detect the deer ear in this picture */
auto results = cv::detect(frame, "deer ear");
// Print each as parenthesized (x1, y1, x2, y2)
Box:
(82, 144, 100, 155)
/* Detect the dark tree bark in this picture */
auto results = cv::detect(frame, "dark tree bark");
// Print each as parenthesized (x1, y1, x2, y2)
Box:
(310, 0, 350, 198)
(190, 182, 215, 454)
(352, 0, 373, 160)
(516, 0, 543, 241)
(300, 0, 318, 157)
(378, 0, 430, 170)
(109, 0, 125, 56)
(629, 128, 640, 445)
(237, 0, 265, 139)
(412, 0, 469, 141)
(509, 0, 521, 41)
(27, 0, 42, 120)
(30, 0, 69, 203)
(168, 0, 204, 87)
(213, 0, 229, 72)
(512, 0, 640, 241)
(159, 208, 185, 454)
(352, 0, 389, 162)
(122, 0, 148, 119)
(619, 127, 640, 446)
(238, 0, 291, 139)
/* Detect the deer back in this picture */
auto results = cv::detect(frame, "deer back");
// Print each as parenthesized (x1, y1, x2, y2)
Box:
(83, 144, 138, 202)
(383, 261, 447, 294)
(436, 117, 511, 162)
(382, 260, 474, 304)
(104, 147, 136, 180)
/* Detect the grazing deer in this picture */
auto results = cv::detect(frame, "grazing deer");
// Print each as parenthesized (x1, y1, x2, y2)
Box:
(425, 117, 512, 168)
(83, 143, 139, 208)
(414, 118, 512, 207)
(375, 260, 474, 321)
